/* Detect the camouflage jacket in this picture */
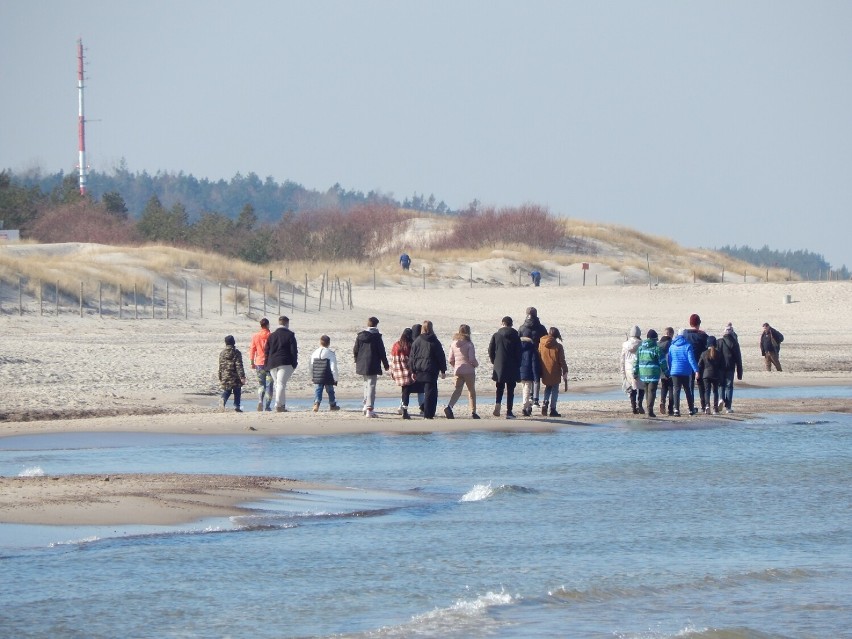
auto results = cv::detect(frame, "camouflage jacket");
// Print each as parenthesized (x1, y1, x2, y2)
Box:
(218, 345, 246, 389)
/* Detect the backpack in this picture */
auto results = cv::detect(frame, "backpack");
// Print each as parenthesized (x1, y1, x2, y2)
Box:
(312, 356, 334, 385)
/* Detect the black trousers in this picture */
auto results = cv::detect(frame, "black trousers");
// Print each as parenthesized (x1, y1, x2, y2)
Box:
(421, 375, 439, 418)
(496, 381, 516, 411)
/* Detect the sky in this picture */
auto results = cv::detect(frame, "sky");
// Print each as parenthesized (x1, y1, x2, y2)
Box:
(1, 1, 850, 268)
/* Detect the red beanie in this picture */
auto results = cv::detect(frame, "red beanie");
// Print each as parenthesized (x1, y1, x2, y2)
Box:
(689, 313, 701, 328)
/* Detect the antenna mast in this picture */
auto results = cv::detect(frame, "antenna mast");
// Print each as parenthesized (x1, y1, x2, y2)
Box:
(77, 38, 88, 196)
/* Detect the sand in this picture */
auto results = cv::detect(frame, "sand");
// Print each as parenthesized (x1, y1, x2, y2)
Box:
(1, 278, 850, 525)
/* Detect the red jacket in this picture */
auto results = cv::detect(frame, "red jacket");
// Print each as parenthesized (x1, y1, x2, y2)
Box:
(249, 328, 271, 367)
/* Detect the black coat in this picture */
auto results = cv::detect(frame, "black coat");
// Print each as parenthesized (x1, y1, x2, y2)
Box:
(353, 329, 389, 376)
(410, 332, 447, 380)
(265, 327, 298, 369)
(719, 333, 743, 378)
(488, 326, 522, 383)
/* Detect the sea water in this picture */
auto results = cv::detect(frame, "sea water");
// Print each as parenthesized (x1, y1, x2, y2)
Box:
(0, 411, 850, 639)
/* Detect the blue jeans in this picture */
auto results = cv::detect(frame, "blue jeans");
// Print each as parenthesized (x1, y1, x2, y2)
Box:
(721, 369, 736, 410)
(543, 384, 559, 409)
(314, 384, 336, 406)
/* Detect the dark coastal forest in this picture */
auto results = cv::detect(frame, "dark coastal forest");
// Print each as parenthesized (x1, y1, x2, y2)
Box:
(1, 167, 847, 278)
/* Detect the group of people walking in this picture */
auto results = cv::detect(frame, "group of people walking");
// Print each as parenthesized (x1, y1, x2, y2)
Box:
(217, 307, 568, 418)
(619, 314, 783, 418)
(218, 310, 783, 419)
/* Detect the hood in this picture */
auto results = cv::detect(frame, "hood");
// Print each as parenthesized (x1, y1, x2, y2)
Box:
(357, 329, 381, 345)
(672, 335, 688, 347)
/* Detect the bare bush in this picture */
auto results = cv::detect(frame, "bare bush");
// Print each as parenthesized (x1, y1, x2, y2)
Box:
(433, 204, 564, 252)
(29, 201, 140, 245)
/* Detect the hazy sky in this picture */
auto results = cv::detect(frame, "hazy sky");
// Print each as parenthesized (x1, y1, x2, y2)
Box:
(2, 1, 850, 267)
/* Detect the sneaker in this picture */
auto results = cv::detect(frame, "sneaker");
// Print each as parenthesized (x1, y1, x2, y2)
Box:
(659, 402, 665, 414)
(673, 410, 681, 417)
(725, 408, 733, 414)
(313, 402, 320, 413)
(704, 407, 711, 415)
(276, 405, 286, 413)
(366, 409, 377, 418)
(648, 410, 656, 418)
(265, 402, 272, 412)
(401, 408, 411, 420)
(667, 410, 674, 416)
(329, 403, 340, 411)
(521, 407, 531, 417)
(505, 411, 516, 419)
(444, 406, 455, 419)
(471, 413, 480, 419)
(234, 406, 242, 413)
(493, 405, 501, 417)
(713, 409, 719, 415)
(257, 402, 264, 412)
(219, 398, 227, 412)
(532, 400, 540, 407)
(549, 411, 561, 417)
(717, 400, 725, 412)
(689, 408, 698, 416)
(637, 406, 645, 414)
(397, 406, 404, 415)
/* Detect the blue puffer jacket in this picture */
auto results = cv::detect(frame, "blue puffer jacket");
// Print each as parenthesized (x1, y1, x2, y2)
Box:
(667, 335, 699, 376)
(519, 336, 538, 381)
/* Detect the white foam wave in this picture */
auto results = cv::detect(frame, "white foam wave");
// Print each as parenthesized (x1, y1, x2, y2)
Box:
(18, 466, 45, 477)
(460, 483, 494, 502)
(49, 536, 101, 547)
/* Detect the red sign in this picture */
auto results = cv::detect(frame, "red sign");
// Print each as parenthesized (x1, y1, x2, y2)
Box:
(581, 263, 589, 270)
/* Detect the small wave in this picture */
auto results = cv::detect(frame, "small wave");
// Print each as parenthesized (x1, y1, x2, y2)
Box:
(460, 483, 538, 502)
(347, 589, 515, 638)
(49, 535, 101, 547)
(791, 420, 833, 426)
(231, 506, 400, 529)
(18, 466, 45, 477)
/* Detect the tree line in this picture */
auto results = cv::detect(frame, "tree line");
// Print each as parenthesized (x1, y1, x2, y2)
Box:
(717, 244, 848, 280)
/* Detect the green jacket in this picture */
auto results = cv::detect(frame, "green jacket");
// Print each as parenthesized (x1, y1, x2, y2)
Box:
(633, 338, 669, 383)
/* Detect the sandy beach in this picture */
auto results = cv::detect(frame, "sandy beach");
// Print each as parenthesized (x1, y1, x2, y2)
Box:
(2, 279, 850, 525)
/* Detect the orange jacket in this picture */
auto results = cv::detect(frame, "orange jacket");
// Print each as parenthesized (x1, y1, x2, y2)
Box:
(249, 328, 271, 367)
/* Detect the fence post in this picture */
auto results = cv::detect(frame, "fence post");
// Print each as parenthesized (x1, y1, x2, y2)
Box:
(119, 284, 122, 319)
(19, 276, 23, 315)
(152, 283, 156, 319)
(98, 281, 102, 317)
(423, 267, 426, 289)
(262, 283, 266, 318)
(318, 274, 325, 311)
(39, 280, 43, 316)
(184, 280, 188, 320)
(134, 283, 138, 320)
(200, 284, 204, 319)
(79, 282, 83, 318)
(166, 281, 170, 319)
(247, 286, 251, 317)
(278, 284, 282, 317)
(219, 283, 223, 316)
(304, 274, 308, 312)
(55, 281, 59, 316)
(470, 267, 473, 288)
(233, 284, 237, 316)
(766, 268, 769, 282)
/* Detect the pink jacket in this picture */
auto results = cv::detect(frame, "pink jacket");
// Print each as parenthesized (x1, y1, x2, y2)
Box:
(448, 338, 479, 376)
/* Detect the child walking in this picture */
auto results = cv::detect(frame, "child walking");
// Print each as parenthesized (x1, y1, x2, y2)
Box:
(311, 335, 340, 412)
(698, 335, 724, 414)
(219, 335, 247, 412)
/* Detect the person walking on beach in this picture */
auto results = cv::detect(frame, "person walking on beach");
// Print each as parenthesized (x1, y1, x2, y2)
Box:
(265, 316, 298, 412)
(390, 328, 416, 420)
(520, 307, 547, 408)
(410, 320, 447, 419)
(311, 335, 340, 412)
(410, 323, 427, 414)
(667, 329, 700, 416)
(399, 252, 411, 271)
(634, 329, 668, 418)
(538, 326, 569, 417)
(760, 322, 784, 371)
(218, 335, 247, 413)
(657, 327, 675, 415)
(718, 323, 743, 412)
(488, 316, 522, 419)
(518, 329, 537, 416)
(684, 313, 709, 412)
(354, 316, 390, 418)
(445, 324, 480, 419)
(621, 325, 644, 414)
(249, 317, 273, 412)
(698, 336, 724, 414)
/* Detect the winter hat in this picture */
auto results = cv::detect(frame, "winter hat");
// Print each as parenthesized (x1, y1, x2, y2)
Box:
(689, 313, 701, 328)
(646, 329, 658, 340)
(224, 335, 235, 346)
(706, 335, 717, 348)
(629, 325, 641, 338)
(724, 323, 734, 335)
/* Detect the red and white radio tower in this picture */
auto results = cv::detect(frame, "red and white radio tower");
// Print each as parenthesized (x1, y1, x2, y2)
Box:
(77, 38, 88, 196)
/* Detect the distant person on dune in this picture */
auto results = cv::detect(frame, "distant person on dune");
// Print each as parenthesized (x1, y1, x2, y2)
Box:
(399, 253, 411, 271)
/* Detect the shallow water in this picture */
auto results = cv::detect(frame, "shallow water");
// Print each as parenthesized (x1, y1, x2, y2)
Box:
(1, 411, 850, 638)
